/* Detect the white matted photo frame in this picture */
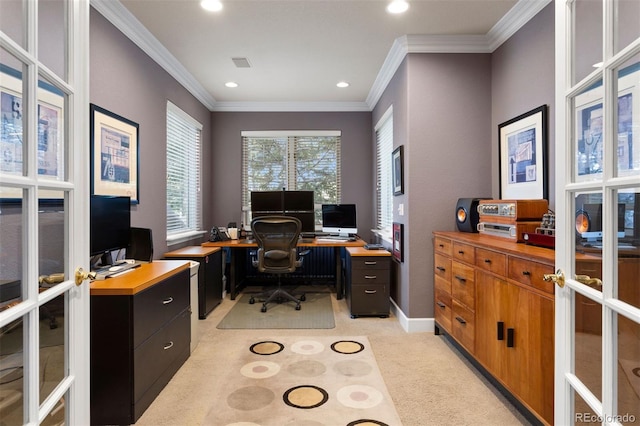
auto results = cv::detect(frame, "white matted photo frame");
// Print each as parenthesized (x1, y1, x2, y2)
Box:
(90, 104, 139, 203)
(498, 105, 547, 200)
(392, 145, 404, 196)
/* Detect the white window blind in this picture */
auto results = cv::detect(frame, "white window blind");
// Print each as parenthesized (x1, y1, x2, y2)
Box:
(241, 131, 341, 225)
(375, 107, 393, 232)
(166, 101, 202, 239)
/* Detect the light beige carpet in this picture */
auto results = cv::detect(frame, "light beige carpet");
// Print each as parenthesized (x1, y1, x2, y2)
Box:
(203, 335, 401, 425)
(217, 292, 335, 329)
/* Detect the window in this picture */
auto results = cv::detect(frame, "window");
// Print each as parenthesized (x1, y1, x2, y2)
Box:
(166, 101, 202, 241)
(375, 107, 393, 235)
(241, 131, 341, 225)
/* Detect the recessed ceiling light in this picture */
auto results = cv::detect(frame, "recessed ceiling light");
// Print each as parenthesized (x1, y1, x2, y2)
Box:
(387, 0, 409, 14)
(201, 0, 223, 12)
(225, 82, 238, 88)
(337, 81, 349, 88)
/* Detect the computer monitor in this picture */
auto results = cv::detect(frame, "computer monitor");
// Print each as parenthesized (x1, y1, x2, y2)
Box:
(283, 191, 314, 211)
(321, 204, 357, 236)
(90, 195, 131, 264)
(250, 191, 283, 213)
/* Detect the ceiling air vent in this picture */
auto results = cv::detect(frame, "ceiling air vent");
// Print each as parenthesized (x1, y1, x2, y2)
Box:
(232, 57, 251, 68)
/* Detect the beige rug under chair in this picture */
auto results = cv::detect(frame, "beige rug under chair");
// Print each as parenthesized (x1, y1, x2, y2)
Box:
(203, 335, 402, 425)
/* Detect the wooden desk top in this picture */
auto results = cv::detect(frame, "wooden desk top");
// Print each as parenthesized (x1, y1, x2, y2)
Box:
(346, 246, 391, 257)
(202, 237, 367, 248)
(164, 245, 221, 258)
(90, 260, 190, 296)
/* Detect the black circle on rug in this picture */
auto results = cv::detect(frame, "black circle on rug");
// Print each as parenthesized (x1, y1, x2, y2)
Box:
(250, 340, 284, 355)
(331, 340, 365, 354)
(347, 420, 389, 426)
(283, 385, 329, 409)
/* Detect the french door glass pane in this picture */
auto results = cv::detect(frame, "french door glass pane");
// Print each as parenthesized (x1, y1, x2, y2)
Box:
(37, 75, 66, 181)
(574, 390, 600, 424)
(574, 291, 603, 401)
(616, 0, 640, 56)
(0, 313, 25, 424)
(574, 0, 603, 85)
(38, 0, 67, 81)
(0, 0, 25, 49)
(614, 58, 640, 178)
(41, 394, 66, 426)
(0, 50, 26, 177)
(617, 313, 640, 424)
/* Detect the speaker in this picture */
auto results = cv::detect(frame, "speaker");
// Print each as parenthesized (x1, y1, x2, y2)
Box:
(127, 227, 153, 262)
(456, 198, 485, 233)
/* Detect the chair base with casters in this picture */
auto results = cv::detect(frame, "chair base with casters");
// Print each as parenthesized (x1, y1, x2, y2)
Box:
(248, 282, 306, 312)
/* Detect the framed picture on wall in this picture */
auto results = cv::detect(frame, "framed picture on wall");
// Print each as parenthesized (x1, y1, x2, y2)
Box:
(392, 145, 404, 196)
(498, 105, 547, 200)
(90, 104, 140, 203)
(392, 222, 403, 262)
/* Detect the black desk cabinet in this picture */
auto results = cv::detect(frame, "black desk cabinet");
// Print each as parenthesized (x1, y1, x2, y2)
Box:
(345, 247, 391, 318)
(90, 262, 190, 425)
(164, 246, 223, 318)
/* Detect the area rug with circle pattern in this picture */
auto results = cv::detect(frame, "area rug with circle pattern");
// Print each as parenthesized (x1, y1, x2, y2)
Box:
(203, 336, 402, 426)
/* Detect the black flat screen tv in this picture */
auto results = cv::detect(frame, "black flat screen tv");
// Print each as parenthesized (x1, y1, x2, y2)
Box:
(90, 195, 131, 259)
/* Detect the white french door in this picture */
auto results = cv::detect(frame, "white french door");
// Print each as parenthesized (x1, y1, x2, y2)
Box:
(555, 0, 640, 425)
(0, 0, 90, 424)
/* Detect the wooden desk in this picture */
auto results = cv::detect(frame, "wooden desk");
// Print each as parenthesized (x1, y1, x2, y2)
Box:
(202, 237, 366, 300)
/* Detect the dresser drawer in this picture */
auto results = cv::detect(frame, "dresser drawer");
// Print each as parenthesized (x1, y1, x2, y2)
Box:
(435, 274, 451, 296)
(434, 287, 452, 332)
(133, 308, 190, 403)
(350, 268, 390, 285)
(508, 257, 555, 294)
(452, 299, 475, 353)
(133, 269, 189, 348)
(453, 242, 475, 264)
(434, 236, 452, 256)
(475, 248, 506, 276)
(349, 284, 389, 316)
(434, 253, 451, 282)
(452, 261, 475, 310)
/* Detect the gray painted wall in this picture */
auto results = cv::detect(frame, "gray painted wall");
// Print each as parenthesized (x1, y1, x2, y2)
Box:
(90, 8, 213, 256)
(209, 112, 373, 234)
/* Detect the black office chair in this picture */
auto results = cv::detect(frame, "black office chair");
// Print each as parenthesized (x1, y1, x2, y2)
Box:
(249, 216, 308, 312)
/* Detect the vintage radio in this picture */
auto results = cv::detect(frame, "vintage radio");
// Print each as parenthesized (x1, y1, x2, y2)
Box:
(477, 221, 540, 242)
(478, 199, 549, 224)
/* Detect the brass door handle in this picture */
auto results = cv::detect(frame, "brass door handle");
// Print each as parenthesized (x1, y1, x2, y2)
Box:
(543, 269, 565, 288)
(575, 274, 602, 288)
(75, 267, 96, 286)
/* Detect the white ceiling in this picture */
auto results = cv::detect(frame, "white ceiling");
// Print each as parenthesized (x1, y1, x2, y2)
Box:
(92, 0, 549, 111)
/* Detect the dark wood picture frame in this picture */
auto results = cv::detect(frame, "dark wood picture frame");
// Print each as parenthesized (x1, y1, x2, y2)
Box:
(392, 145, 404, 196)
(392, 222, 403, 262)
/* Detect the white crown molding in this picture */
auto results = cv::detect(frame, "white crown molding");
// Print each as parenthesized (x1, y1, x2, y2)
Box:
(90, 0, 218, 110)
(211, 101, 371, 112)
(93, 0, 548, 113)
(366, 0, 550, 110)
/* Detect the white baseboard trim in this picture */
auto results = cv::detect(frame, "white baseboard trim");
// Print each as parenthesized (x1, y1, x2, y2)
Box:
(390, 298, 434, 333)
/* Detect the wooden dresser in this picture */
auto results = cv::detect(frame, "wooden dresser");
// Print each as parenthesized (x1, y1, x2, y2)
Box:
(90, 260, 191, 425)
(433, 231, 555, 425)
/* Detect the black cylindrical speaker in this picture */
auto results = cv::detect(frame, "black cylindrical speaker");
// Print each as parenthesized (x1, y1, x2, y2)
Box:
(456, 198, 485, 233)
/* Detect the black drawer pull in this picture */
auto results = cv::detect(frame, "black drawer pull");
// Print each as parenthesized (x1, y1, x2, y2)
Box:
(439, 244, 444, 248)
(164, 341, 174, 350)
(436, 301, 446, 309)
(484, 259, 491, 264)
(364, 275, 377, 279)
(458, 250, 465, 254)
(497, 321, 504, 340)
(436, 266, 446, 272)
(364, 289, 377, 294)
(162, 297, 174, 305)
(364, 261, 377, 265)
(454, 275, 466, 283)
(507, 328, 514, 348)
(522, 271, 531, 276)
(455, 316, 466, 324)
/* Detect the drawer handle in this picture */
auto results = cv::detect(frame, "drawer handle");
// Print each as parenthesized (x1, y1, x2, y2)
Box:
(364, 261, 378, 265)
(164, 341, 174, 350)
(484, 259, 491, 264)
(507, 328, 514, 348)
(436, 301, 446, 309)
(365, 289, 378, 294)
(522, 271, 531, 276)
(439, 244, 444, 248)
(458, 250, 465, 255)
(497, 321, 504, 341)
(455, 316, 466, 325)
(436, 266, 446, 272)
(454, 275, 466, 283)
(162, 297, 174, 305)
(364, 275, 377, 279)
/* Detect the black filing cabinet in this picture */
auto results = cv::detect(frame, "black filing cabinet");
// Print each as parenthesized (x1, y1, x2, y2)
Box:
(164, 246, 223, 318)
(345, 247, 391, 318)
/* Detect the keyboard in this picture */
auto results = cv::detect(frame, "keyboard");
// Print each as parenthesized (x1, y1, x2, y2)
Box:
(316, 236, 356, 242)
